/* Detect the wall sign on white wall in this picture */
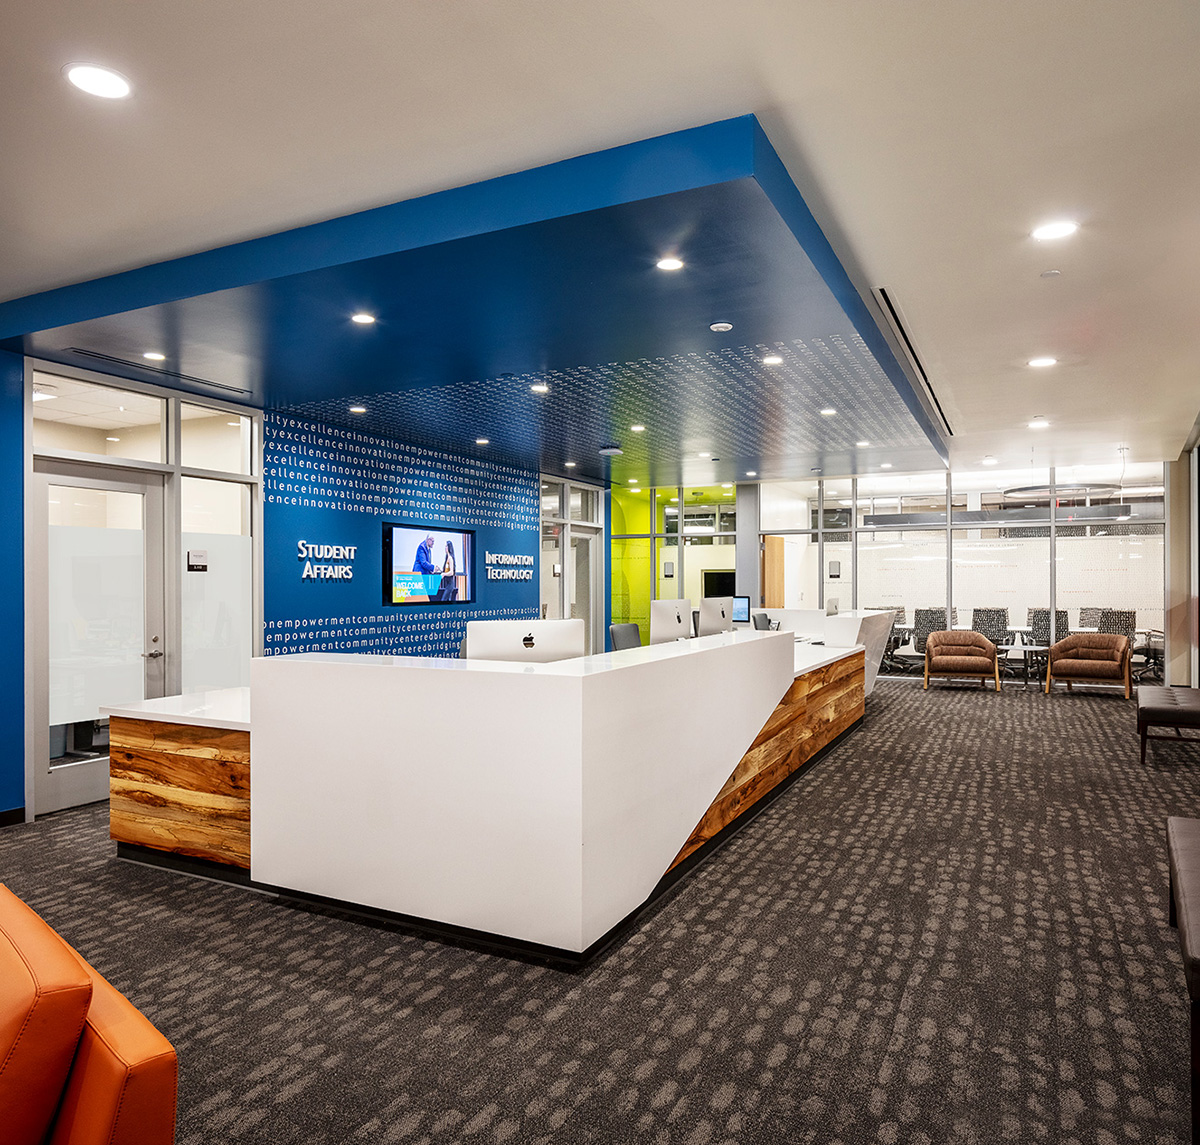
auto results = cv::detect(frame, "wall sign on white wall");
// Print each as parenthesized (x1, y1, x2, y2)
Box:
(298, 540, 357, 581)
(187, 549, 209, 573)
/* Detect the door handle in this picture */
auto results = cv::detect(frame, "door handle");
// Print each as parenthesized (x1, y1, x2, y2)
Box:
(142, 649, 164, 659)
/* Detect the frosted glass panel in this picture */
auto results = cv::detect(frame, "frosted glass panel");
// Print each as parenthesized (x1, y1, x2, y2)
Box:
(182, 532, 253, 692)
(48, 495, 146, 727)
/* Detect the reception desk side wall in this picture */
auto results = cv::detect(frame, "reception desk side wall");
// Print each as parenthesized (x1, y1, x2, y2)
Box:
(250, 634, 795, 953)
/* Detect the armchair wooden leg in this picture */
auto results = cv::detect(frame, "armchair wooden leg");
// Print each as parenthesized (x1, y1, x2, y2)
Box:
(994, 661, 1001, 692)
(1125, 657, 1132, 699)
(1045, 661, 1052, 694)
(923, 659, 929, 690)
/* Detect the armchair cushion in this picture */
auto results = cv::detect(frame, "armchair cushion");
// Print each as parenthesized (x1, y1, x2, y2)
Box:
(0, 885, 94, 1145)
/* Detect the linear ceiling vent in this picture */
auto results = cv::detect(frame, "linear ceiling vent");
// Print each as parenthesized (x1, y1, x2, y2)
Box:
(67, 348, 251, 395)
(870, 288, 953, 437)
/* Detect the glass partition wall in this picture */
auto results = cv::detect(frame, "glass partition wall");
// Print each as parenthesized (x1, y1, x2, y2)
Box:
(610, 484, 737, 646)
(752, 465, 1166, 677)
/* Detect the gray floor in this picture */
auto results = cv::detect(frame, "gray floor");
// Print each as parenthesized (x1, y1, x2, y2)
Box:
(2, 680, 1197, 1144)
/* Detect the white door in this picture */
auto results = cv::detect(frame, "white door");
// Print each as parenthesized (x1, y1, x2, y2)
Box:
(32, 461, 166, 814)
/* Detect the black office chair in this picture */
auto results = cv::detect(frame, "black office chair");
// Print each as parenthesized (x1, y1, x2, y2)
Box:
(692, 610, 701, 637)
(609, 623, 642, 651)
(752, 612, 772, 630)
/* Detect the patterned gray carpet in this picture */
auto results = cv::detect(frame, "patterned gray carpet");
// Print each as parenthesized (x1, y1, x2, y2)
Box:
(3, 681, 1199, 1144)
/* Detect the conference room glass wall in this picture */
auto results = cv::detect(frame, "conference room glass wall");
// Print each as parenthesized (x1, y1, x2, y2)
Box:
(755, 466, 1166, 676)
(609, 485, 736, 645)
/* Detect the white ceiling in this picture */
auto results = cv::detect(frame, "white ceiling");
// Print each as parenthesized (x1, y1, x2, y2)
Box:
(4, 0, 1199, 473)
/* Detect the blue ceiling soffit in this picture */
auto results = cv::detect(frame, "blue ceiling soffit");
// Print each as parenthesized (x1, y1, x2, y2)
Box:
(0, 116, 948, 485)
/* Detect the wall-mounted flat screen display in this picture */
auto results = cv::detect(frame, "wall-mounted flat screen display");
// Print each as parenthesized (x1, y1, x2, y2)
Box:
(382, 522, 474, 606)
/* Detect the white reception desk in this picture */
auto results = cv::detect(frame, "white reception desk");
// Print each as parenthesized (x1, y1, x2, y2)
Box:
(249, 630, 864, 959)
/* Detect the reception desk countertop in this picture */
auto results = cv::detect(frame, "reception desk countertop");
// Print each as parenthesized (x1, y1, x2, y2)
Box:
(100, 686, 250, 731)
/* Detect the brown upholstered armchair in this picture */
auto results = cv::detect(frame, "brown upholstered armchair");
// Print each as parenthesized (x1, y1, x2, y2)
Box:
(924, 630, 1000, 691)
(1045, 632, 1131, 697)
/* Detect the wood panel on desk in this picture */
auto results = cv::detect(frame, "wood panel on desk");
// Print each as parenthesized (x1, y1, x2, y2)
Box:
(669, 651, 865, 870)
(109, 717, 251, 869)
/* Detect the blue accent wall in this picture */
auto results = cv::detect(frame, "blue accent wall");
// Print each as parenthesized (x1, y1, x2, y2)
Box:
(0, 350, 24, 814)
(263, 414, 539, 656)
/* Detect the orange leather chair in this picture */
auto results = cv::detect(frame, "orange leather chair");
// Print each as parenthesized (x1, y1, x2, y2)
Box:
(0, 885, 177, 1145)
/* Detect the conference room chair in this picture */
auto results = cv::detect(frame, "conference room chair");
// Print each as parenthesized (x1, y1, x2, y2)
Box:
(1078, 606, 1102, 628)
(752, 612, 772, 630)
(1097, 608, 1137, 644)
(1028, 608, 1069, 647)
(970, 608, 1010, 646)
(609, 623, 642, 651)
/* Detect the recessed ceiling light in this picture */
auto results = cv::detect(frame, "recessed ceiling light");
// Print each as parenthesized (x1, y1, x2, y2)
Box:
(856, 441, 869, 447)
(762, 355, 783, 366)
(31, 391, 56, 402)
(1040, 269, 1062, 278)
(724, 492, 733, 497)
(475, 437, 490, 445)
(65, 64, 131, 99)
(564, 461, 576, 468)
(227, 421, 240, 427)
(1028, 417, 1050, 430)
(630, 424, 645, 433)
(880, 463, 893, 469)
(819, 408, 837, 417)
(698, 452, 710, 459)
(746, 470, 757, 477)
(811, 467, 822, 474)
(656, 257, 684, 271)
(669, 497, 679, 503)
(628, 479, 639, 485)
(709, 321, 733, 333)
(721, 483, 733, 489)
(1031, 220, 1078, 241)
(349, 406, 367, 414)
(350, 313, 376, 325)
(106, 436, 120, 442)
(143, 351, 165, 361)
(1028, 357, 1057, 368)
(982, 456, 998, 466)
(530, 383, 549, 394)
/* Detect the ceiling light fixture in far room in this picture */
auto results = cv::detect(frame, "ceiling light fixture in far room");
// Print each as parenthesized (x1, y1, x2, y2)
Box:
(1028, 357, 1057, 368)
(564, 461, 576, 468)
(880, 462, 894, 469)
(762, 354, 783, 365)
(31, 388, 56, 402)
(475, 437, 489, 445)
(669, 497, 679, 503)
(819, 408, 837, 417)
(348, 405, 367, 414)
(698, 451, 711, 459)
(227, 421, 240, 427)
(709, 321, 733, 333)
(64, 63, 131, 99)
(143, 351, 165, 361)
(811, 467, 822, 474)
(721, 483, 733, 489)
(1032, 220, 1078, 241)
(1028, 417, 1050, 430)
(982, 456, 999, 466)
(599, 445, 623, 456)
(746, 470, 757, 477)
(350, 312, 376, 324)
(530, 383, 549, 394)
(656, 256, 684, 271)
(628, 479, 639, 485)
(630, 424, 645, 433)
(106, 436, 120, 442)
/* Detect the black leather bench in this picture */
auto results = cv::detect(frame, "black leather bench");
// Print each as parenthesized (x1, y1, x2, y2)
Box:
(1138, 686, 1200, 764)
(1168, 817, 1200, 1140)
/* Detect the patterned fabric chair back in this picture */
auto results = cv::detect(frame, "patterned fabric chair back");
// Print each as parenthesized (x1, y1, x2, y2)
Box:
(866, 605, 906, 626)
(1028, 608, 1068, 647)
(970, 608, 1009, 646)
(1078, 607, 1101, 627)
(912, 608, 946, 653)
(1097, 608, 1136, 644)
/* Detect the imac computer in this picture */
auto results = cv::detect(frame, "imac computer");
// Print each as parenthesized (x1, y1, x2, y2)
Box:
(649, 598, 693, 645)
(698, 596, 735, 637)
(464, 618, 585, 663)
(731, 595, 750, 624)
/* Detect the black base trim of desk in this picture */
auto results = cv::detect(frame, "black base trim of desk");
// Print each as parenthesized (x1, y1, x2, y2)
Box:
(0, 807, 25, 828)
(114, 715, 864, 970)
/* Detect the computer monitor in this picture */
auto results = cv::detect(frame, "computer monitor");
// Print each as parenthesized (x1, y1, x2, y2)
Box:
(649, 598, 692, 645)
(463, 618, 585, 663)
(731, 595, 750, 624)
(698, 596, 735, 636)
